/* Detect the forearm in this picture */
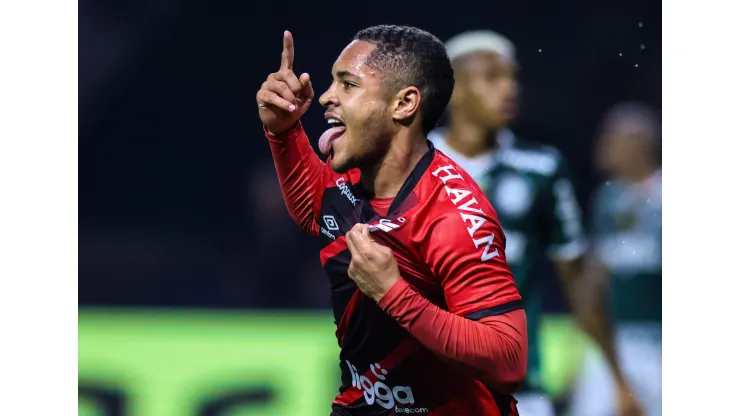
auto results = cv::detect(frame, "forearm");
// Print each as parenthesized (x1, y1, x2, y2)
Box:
(377, 279, 527, 394)
(563, 273, 626, 386)
(264, 121, 324, 236)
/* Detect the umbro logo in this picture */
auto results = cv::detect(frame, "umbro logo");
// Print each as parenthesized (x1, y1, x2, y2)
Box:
(323, 215, 339, 231)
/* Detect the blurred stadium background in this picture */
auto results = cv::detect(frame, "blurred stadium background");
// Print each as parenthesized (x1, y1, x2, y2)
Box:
(79, 1, 660, 415)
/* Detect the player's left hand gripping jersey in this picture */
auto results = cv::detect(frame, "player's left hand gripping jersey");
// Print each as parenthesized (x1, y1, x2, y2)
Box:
(267, 123, 523, 416)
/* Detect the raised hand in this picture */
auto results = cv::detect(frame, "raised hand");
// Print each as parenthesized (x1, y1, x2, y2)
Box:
(256, 30, 314, 135)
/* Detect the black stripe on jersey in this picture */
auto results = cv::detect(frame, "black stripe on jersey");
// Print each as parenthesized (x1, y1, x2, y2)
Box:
(324, 249, 358, 325)
(487, 387, 513, 416)
(339, 300, 410, 369)
(464, 300, 524, 321)
(388, 140, 436, 214)
(330, 404, 354, 416)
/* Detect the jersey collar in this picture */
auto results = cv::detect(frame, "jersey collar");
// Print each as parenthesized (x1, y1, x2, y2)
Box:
(354, 140, 437, 221)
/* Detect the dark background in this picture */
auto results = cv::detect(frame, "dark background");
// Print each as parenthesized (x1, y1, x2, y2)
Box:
(79, 0, 661, 310)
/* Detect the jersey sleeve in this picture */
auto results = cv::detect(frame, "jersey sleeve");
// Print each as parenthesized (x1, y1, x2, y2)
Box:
(265, 121, 328, 237)
(542, 153, 588, 261)
(422, 209, 522, 318)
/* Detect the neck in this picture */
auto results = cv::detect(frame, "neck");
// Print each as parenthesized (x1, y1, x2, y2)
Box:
(360, 130, 428, 199)
(446, 111, 501, 157)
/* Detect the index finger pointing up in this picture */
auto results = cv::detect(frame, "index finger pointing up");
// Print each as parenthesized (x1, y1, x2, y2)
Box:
(281, 30, 294, 71)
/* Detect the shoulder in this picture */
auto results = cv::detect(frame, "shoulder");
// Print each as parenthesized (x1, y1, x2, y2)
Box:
(416, 153, 504, 259)
(423, 151, 496, 214)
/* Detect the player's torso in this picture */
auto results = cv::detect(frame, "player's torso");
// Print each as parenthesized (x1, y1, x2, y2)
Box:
(317, 146, 514, 415)
(592, 177, 662, 323)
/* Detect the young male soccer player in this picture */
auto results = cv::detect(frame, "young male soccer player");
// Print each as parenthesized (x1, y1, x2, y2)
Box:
(257, 26, 527, 415)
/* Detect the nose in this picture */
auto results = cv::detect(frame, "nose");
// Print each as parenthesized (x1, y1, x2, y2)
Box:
(319, 84, 338, 108)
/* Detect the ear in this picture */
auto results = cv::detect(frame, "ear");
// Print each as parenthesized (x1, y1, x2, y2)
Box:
(391, 86, 421, 124)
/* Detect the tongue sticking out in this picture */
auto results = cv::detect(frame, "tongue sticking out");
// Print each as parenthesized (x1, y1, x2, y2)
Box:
(318, 126, 346, 155)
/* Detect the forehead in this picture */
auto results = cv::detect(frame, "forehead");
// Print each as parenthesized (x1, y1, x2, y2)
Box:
(454, 51, 516, 74)
(332, 40, 378, 77)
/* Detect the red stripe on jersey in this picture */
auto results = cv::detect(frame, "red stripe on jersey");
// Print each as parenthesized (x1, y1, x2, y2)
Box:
(335, 288, 363, 346)
(320, 236, 348, 266)
(332, 337, 422, 406)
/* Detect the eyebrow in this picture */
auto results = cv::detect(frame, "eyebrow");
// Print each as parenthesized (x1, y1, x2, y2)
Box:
(334, 70, 359, 79)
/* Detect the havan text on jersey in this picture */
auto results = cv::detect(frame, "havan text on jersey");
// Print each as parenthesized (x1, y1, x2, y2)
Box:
(432, 165, 500, 262)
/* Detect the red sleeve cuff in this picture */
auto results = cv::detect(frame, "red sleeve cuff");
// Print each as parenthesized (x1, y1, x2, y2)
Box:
(377, 278, 415, 316)
(264, 120, 303, 143)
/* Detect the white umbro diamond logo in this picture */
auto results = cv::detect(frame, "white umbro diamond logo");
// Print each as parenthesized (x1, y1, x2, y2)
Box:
(323, 215, 339, 231)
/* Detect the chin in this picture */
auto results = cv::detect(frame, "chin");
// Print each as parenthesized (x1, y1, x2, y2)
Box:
(330, 155, 354, 173)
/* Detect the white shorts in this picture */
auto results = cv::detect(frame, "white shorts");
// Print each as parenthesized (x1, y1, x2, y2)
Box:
(569, 324, 662, 416)
(514, 392, 556, 416)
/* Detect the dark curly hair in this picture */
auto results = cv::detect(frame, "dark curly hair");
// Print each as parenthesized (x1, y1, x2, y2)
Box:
(354, 25, 455, 134)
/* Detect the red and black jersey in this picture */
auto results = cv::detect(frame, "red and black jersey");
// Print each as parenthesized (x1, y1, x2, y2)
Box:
(266, 122, 524, 416)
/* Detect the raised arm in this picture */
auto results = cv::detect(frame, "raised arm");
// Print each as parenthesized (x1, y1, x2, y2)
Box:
(257, 31, 326, 236)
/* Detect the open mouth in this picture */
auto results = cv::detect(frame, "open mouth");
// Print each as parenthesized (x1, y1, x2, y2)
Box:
(319, 118, 347, 156)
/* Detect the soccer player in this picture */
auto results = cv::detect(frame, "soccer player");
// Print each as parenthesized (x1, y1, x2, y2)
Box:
(429, 31, 640, 416)
(257, 25, 527, 415)
(569, 102, 662, 416)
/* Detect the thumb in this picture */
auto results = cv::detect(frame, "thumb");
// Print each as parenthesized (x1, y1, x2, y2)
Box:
(362, 226, 385, 250)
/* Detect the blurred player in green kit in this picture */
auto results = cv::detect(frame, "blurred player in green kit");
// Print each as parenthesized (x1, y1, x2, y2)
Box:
(570, 102, 662, 416)
(429, 31, 642, 416)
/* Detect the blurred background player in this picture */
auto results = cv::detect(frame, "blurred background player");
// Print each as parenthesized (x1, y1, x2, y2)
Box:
(430, 31, 641, 416)
(569, 102, 662, 416)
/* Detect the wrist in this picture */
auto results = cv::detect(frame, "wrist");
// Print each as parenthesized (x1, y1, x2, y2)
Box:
(264, 120, 301, 138)
(377, 277, 408, 308)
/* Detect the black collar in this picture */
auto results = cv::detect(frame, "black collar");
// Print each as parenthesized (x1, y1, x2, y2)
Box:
(355, 140, 436, 221)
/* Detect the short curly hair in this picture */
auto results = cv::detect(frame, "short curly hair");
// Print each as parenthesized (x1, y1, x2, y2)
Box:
(354, 25, 455, 134)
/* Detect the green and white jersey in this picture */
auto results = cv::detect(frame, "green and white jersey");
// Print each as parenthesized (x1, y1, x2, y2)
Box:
(429, 130, 498, 187)
(430, 129, 587, 391)
(591, 171, 662, 324)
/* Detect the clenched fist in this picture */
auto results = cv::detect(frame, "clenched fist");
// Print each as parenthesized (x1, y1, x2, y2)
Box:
(346, 224, 401, 302)
(256, 30, 314, 135)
